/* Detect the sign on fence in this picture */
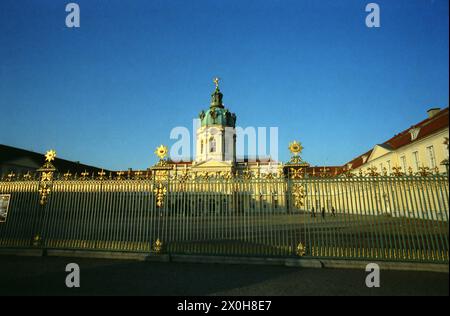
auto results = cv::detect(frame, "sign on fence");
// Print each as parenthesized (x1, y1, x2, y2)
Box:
(0, 194, 11, 223)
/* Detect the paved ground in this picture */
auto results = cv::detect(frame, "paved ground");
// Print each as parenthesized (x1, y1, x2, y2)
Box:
(0, 255, 448, 296)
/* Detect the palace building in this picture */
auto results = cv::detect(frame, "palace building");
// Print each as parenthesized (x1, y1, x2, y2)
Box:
(342, 107, 449, 177)
(2, 80, 447, 181)
(154, 79, 448, 180)
(156, 78, 284, 179)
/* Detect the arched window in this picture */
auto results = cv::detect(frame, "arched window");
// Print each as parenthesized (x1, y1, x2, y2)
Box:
(209, 137, 216, 153)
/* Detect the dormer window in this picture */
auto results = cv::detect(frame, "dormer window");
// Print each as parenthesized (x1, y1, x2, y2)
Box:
(409, 127, 420, 141)
(347, 163, 353, 170)
(362, 155, 368, 164)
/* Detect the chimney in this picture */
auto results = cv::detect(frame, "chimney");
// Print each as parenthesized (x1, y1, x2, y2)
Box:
(427, 108, 441, 118)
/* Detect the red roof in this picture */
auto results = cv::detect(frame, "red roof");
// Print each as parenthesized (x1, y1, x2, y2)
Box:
(344, 107, 449, 169)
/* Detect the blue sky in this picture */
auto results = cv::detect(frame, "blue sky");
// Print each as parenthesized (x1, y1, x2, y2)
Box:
(0, 0, 448, 170)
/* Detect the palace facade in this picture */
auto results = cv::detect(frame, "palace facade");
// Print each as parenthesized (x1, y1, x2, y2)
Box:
(343, 107, 449, 177)
(152, 80, 448, 180)
(1, 81, 447, 180)
(155, 79, 285, 179)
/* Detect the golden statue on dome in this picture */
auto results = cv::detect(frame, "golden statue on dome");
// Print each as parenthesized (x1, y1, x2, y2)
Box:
(213, 77, 220, 89)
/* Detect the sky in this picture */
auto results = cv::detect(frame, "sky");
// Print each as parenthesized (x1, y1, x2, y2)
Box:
(0, 0, 448, 170)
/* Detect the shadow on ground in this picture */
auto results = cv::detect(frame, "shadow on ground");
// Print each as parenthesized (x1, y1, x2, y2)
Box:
(0, 256, 448, 296)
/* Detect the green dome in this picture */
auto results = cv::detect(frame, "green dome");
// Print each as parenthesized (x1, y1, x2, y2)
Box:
(200, 108, 236, 127)
(198, 86, 236, 128)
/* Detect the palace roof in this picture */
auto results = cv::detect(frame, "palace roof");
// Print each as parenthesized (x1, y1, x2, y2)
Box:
(344, 107, 449, 170)
(199, 85, 236, 128)
(0, 144, 108, 175)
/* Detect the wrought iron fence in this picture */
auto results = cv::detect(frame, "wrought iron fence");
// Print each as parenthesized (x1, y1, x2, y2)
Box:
(0, 172, 448, 263)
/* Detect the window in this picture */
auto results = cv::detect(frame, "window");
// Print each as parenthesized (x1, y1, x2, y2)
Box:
(209, 138, 216, 153)
(412, 151, 420, 171)
(400, 156, 407, 171)
(409, 127, 420, 141)
(386, 160, 391, 174)
(444, 137, 449, 159)
(427, 146, 436, 169)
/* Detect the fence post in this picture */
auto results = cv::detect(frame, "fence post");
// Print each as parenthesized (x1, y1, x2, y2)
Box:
(34, 150, 57, 248)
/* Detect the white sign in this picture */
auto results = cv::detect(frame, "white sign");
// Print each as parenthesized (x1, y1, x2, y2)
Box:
(0, 194, 11, 223)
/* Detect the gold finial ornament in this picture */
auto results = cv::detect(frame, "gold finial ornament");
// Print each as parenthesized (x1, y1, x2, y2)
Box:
(37, 149, 57, 206)
(153, 183, 167, 208)
(63, 171, 72, 180)
(23, 171, 32, 180)
(41, 172, 53, 182)
(286, 139, 309, 167)
(213, 77, 220, 89)
(418, 165, 431, 177)
(38, 185, 51, 205)
(290, 168, 303, 179)
(367, 166, 379, 177)
(116, 171, 125, 180)
(296, 242, 306, 256)
(33, 235, 42, 247)
(155, 145, 169, 160)
(392, 166, 403, 177)
(292, 184, 305, 208)
(434, 166, 440, 175)
(98, 169, 106, 180)
(153, 238, 163, 253)
(7, 171, 16, 181)
(289, 141, 303, 156)
(45, 149, 56, 162)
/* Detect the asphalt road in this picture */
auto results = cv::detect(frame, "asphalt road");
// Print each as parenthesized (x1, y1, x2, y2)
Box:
(0, 255, 447, 296)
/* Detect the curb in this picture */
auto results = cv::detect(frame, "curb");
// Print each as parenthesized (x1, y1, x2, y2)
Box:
(170, 254, 287, 266)
(46, 249, 145, 260)
(320, 259, 449, 273)
(0, 248, 448, 273)
(0, 248, 44, 257)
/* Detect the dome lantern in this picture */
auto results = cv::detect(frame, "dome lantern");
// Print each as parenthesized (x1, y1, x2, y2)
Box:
(199, 78, 236, 128)
(210, 77, 224, 109)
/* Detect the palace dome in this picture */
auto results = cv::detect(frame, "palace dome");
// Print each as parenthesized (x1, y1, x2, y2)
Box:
(199, 85, 236, 128)
(200, 107, 236, 127)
